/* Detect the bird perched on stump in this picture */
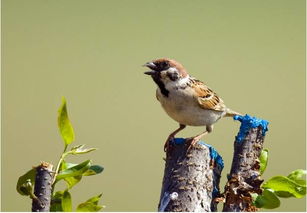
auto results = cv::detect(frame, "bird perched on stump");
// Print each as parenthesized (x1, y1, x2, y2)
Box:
(143, 58, 242, 151)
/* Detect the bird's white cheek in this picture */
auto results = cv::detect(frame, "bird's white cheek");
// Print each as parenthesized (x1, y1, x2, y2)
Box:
(160, 72, 172, 84)
(160, 71, 168, 79)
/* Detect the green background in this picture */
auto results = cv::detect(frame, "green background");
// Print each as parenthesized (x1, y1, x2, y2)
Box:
(2, 0, 306, 211)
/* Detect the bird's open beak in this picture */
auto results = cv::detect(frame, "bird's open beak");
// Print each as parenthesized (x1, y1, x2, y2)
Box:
(143, 62, 156, 68)
(143, 62, 157, 74)
(143, 62, 157, 75)
(144, 70, 156, 75)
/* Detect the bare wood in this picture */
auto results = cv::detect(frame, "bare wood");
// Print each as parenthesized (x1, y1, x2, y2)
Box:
(32, 162, 54, 212)
(222, 124, 267, 212)
(158, 138, 223, 212)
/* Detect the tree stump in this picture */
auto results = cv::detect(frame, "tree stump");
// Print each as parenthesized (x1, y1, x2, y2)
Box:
(158, 138, 224, 212)
(223, 115, 269, 212)
(32, 162, 54, 212)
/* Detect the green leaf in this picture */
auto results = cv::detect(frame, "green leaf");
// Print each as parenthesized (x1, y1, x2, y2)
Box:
(58, 97, 75, 146)
(76, 194, 104, 212)
(62, 190, 72, 212)
(252, 189, 280, 209)
(84, 194, 101, 205)
(262, 176, 306, 198)
(69, 144, 97, 155)
(259, 149, 268, 175)
(76, 203, 103, 212)
(16, 168, 36, 196)
(83, 165, 104, 176)
(287, 169, 306, 190)
(65, 175, 82, 189)
(56, 160, 91, 181)
(51, 190, 72, 212)
(61, 161, 83, 189)
(61, 161, 78, 170)
(274, 191, 294, 198)
(288, 169, 307, 179)
(288, 169, 307, 186)
(51, 191, 64, 212)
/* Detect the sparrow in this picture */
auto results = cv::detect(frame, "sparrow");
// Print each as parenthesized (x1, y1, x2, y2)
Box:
(143, 58, 242, 151)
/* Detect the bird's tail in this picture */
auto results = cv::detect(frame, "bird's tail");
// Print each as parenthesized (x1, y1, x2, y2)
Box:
(225, 108, 243, 117)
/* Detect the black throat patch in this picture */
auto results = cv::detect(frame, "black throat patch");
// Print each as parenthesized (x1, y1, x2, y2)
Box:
(152, 75, 169, 97)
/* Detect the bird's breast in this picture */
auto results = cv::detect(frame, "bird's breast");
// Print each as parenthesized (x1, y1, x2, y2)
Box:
(156, 87, 224, 126)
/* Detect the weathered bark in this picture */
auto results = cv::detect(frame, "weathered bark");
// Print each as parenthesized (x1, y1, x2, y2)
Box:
(223, 115, 269, 212)
(158, 138, 223, 212)
(32, 162, 54, 212)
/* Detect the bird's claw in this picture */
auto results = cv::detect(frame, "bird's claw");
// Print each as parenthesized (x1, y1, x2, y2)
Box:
(186, 137, 201, 152)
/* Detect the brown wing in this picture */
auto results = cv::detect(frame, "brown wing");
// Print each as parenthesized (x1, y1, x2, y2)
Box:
(190, 79, 227, 112)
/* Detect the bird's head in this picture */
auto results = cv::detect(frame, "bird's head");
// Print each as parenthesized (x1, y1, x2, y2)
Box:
(143, 58, 188, 85)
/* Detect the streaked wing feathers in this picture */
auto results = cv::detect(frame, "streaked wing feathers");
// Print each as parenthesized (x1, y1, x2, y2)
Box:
(190, 79, 226, 112)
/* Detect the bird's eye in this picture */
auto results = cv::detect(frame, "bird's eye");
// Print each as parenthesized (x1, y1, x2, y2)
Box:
(162, 61, 169, 68)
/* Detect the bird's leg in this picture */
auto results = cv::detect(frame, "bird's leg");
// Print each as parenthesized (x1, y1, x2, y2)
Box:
(187, 131, 208, 148)
(164, 124, 186, 152)
(187, 125, 213, 151)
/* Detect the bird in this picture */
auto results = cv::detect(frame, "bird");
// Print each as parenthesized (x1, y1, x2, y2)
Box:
(143, 58, 242, 152)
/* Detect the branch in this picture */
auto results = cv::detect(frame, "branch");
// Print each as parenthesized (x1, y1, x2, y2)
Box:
(222, 115, 269, 212)
(32, 162, 54, 212)
(52, 145, 68, 185)
(158, 138, 224, 212)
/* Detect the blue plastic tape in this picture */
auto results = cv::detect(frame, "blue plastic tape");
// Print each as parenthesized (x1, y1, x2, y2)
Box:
(233, 114, 269, 143)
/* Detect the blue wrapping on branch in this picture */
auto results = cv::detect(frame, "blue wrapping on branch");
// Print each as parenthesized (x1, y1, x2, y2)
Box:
(234, 114, 269, 143)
